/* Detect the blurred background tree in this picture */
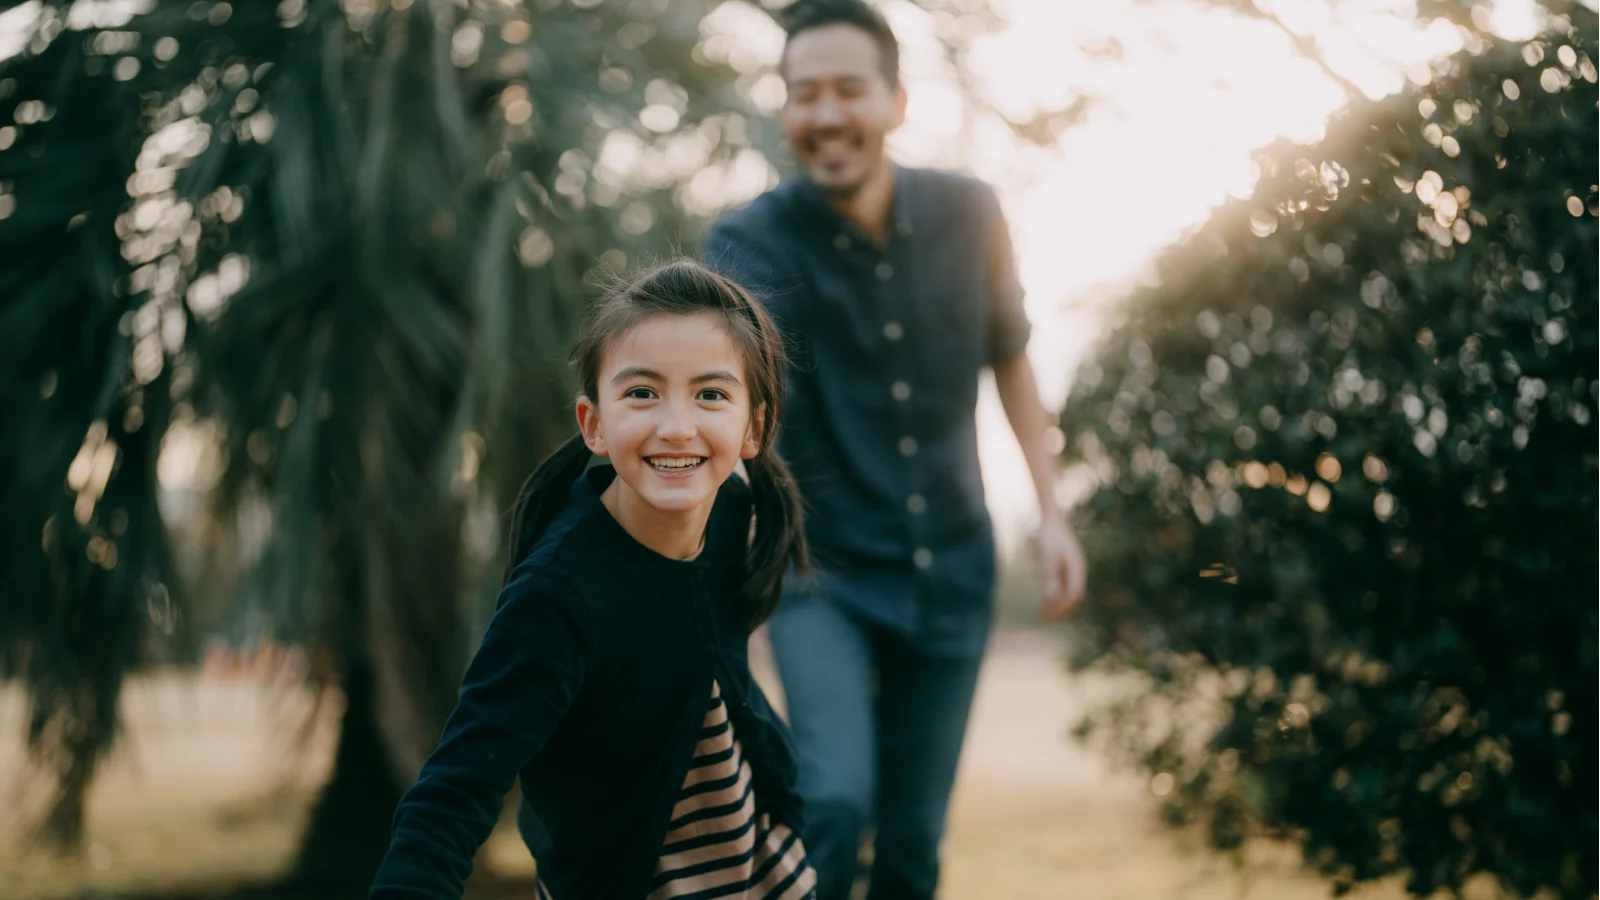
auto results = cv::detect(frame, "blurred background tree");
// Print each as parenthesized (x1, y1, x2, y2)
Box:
(0, 0, 789, 891)
(1060, 6, 1596, 898)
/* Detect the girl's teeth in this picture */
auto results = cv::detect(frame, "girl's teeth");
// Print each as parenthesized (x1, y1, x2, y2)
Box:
(651, 458, 703, 470)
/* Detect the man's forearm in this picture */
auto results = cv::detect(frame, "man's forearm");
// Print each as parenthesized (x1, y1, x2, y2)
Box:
(993, 352, 1061, 520)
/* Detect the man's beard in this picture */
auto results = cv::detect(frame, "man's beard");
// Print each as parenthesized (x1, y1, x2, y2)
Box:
(808, 148, 883, 201)
(818, 174, 867, 201)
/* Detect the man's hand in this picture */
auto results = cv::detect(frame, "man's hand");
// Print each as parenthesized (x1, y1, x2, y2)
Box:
(1038, 514, 1086, 620)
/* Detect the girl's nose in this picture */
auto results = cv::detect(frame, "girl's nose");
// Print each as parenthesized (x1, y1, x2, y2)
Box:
(657, 401, 697, 441)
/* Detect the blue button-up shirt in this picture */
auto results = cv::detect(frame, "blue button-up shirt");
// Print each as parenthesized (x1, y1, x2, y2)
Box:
(705, 165, 1030, 641)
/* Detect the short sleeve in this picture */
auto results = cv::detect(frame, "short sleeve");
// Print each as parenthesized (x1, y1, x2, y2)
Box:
(981, 186, 1031, 365)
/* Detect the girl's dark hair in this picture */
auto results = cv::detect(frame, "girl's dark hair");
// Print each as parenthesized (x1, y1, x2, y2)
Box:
(780, 0, 901, 90)
(504, 260, 808, 629)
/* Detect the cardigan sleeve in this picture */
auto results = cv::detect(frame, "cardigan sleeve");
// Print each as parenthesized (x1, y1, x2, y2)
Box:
(369, 566, 592, 899)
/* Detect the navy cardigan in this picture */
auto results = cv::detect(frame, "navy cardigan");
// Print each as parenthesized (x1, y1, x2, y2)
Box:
(369, 467, 802, 898)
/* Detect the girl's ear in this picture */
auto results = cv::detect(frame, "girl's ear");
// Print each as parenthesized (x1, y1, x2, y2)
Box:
(576, 396, 608, 456)
(741, 403, 767, 460)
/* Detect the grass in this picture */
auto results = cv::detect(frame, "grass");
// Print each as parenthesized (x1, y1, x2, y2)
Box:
(0, 630, 1465, 900)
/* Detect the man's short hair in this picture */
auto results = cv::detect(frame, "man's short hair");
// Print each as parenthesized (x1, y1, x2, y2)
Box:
(780, 0, 901, 90)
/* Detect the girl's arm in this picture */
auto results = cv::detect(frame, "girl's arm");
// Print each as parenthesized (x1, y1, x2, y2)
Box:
(369, 567, 592, 899)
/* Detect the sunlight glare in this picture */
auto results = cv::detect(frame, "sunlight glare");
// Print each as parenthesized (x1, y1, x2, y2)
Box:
(1488, 0, 1545, 41)
(924, 0, 1505, 547)
(0, 1, 40, 62)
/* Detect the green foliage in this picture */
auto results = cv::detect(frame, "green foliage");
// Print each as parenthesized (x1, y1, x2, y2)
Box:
(0, 0, 773, 854)
(1060, 14, 1597, 899)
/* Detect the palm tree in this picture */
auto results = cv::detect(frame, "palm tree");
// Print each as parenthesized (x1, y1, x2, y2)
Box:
(0, 0, 777, 891)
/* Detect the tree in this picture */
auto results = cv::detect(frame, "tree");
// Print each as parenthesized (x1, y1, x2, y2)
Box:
(0, 0, 781, 891)
(1194, 0, 1590, 102)
(1059, 11, 1597, 899)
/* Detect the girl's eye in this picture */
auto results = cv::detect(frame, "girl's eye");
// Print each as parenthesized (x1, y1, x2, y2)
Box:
(698, 389, 729, 402)
(625, 387, 656, 400)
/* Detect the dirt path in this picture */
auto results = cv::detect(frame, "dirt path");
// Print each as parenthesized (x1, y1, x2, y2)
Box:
(0, 632, 1422, 899)
(936, 631, 1411, 899)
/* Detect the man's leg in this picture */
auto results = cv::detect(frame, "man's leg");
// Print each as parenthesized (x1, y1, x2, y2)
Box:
(864, 632, 987, 900)
(767, 588, 878, 900)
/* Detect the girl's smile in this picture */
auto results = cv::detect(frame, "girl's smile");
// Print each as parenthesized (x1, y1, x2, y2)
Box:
(646, 454, 707, 476)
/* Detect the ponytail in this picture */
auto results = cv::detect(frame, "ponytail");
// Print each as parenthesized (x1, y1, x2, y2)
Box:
(740, 446, 809, 630)
(503, 434, 591, 585)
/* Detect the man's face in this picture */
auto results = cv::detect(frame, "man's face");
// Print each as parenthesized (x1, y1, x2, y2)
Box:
(779, 23, 906, 198)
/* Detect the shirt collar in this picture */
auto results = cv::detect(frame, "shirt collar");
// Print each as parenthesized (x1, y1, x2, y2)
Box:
(792, 162, 915, 247)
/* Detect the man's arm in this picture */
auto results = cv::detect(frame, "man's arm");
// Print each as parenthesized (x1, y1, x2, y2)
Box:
(993, 353, 1085, 618)
(981, 183, 1086, 618)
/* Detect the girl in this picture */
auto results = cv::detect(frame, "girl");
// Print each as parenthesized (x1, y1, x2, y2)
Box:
(369, 261, 815, 899)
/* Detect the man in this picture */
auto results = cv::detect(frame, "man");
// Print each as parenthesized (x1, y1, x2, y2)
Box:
(705, 1, 1087, 897)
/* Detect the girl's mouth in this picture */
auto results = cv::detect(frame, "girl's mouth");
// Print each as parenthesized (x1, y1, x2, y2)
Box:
(647, 456, 706, 475)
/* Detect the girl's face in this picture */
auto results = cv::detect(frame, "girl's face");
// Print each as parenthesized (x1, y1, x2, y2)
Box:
(577, 311, 762, 520)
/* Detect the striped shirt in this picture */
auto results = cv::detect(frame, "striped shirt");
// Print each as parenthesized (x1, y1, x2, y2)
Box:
(647, 682, 816, 899)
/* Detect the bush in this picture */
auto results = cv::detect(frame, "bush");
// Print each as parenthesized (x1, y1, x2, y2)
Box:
(1059, 15, 1596, 898)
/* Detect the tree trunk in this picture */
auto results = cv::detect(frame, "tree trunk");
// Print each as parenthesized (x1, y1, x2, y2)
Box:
(39, 747, 92, 853)
(288, 654, 405, 896)
(285, 507, 469, 895)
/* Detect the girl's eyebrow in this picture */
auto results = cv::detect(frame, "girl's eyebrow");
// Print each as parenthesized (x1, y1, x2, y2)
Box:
(611, 365, 662, 384)
(610, 367, 742, 387)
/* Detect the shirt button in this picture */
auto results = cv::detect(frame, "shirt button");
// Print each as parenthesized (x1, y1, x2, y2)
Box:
(907, 493, 927, 515)
(694, 568, 707, 582)
(883, 321, 904, 342)
(834, 234, 851, 251)
(898, 436, 918, 458)
(704, 639, 717, 656)
(875, 262, 894, 281)
(896, 220, 914, 238)
(891, 381, 912, 402)
(913, 547, 934, 570)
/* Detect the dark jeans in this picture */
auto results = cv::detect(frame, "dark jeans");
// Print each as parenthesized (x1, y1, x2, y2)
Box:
(767, 582, 989, 900)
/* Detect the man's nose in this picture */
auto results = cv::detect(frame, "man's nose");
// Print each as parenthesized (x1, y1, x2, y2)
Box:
(810, 94, 847, 128)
